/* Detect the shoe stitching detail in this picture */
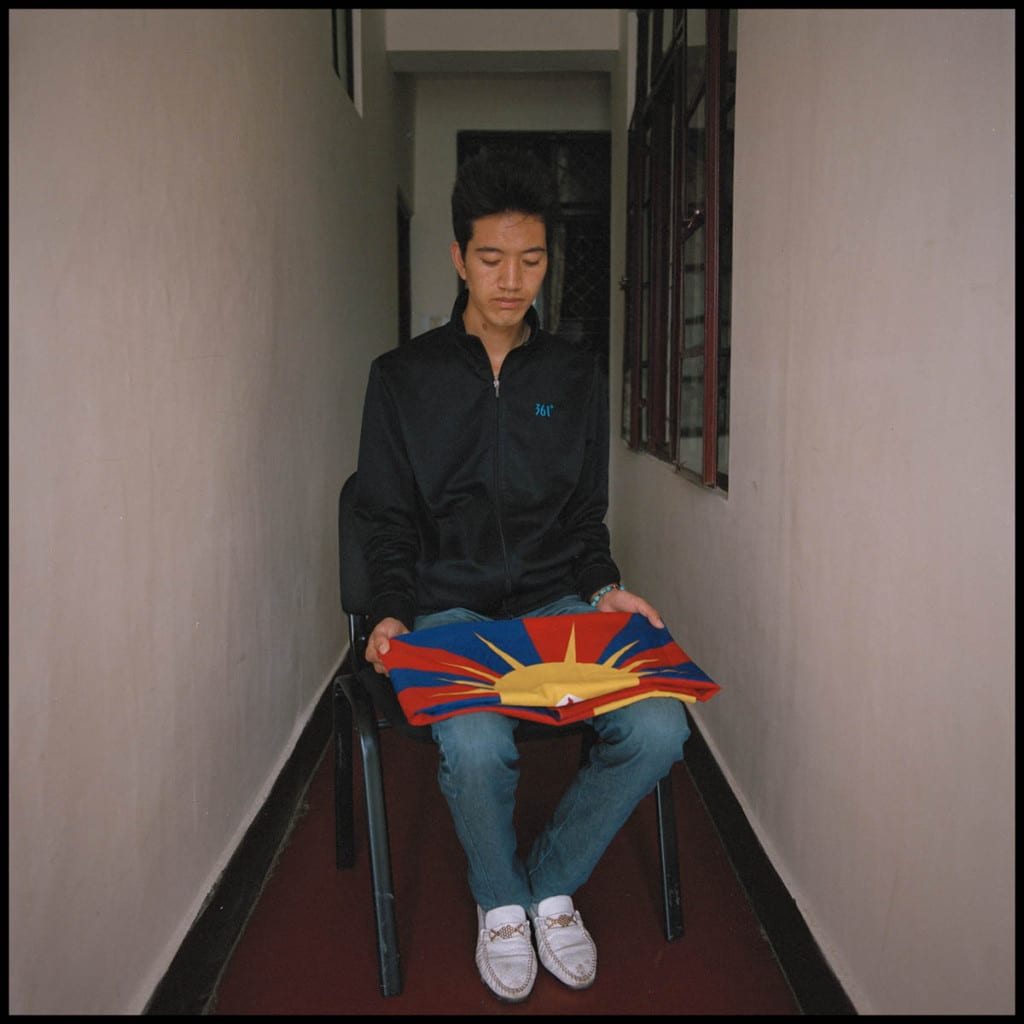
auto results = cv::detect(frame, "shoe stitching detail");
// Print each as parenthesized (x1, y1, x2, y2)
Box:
(533, 913, 596, 983)
(477, 959, 533, 999)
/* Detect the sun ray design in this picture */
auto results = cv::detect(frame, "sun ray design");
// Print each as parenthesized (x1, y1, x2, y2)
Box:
(382, 612, 720, 727)
(438, 660, 502, 684)
(565, 624, 576, 665)
(473, 633, 530, 671)
(602, 640, 640, 666)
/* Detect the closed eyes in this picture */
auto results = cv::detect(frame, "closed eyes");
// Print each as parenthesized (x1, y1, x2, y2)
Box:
(481, 259, 543, 268)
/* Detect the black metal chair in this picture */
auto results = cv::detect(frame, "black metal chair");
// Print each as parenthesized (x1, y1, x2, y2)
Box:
(332, 470, 684, 997)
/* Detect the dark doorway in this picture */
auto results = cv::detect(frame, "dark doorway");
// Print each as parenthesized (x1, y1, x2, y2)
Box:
(456, 131, 612, 367)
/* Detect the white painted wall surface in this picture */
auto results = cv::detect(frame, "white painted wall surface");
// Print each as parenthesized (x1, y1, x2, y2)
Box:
(607, 9, 1015, 1015)
(386, 8, 620, 55)
(9, 9, 409, 1013)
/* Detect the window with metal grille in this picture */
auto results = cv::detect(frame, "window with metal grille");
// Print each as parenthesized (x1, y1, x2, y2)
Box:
(622, 9, 735, 491)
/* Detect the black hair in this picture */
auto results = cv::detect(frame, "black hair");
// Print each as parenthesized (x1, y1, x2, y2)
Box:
(451, 148, 559, 256)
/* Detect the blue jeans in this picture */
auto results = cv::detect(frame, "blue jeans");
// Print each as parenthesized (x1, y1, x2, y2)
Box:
(413, 595, 691, 912)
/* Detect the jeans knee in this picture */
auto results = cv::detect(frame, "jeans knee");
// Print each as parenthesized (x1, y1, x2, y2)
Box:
(432, 712, 518, 779)
(597, 698, 690, 767)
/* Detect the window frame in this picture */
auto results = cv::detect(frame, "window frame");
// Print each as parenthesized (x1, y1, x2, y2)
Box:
(331, 9, 354, 100)
(331, 9, 363, 114)
(622, 9, 734, 492)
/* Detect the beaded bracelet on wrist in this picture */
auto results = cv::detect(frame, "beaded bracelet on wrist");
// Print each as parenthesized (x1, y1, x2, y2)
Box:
(589, 582, 624, 607)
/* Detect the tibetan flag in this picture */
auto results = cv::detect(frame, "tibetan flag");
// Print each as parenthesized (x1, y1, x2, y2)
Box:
(381, 612, 720, 727)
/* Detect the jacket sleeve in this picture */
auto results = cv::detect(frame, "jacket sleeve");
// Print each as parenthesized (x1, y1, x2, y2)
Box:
(353, 359, 420, 631)
(564, 358, 622, 603)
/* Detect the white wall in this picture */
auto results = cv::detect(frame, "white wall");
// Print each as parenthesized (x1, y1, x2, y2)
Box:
(387, 7, 619, 71)
(607, 9, 1015, 1015)
(387, 7, 619, 53)
(9, 9, 410, 1013)
(409, 73, 610, 335)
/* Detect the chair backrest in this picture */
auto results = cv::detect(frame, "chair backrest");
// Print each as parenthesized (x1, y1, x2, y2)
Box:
(337, 470, 432, 734)
(338, 471, 371, 617)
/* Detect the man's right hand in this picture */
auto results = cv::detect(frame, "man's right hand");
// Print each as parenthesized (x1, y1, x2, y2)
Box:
(365, 616, 410, 674)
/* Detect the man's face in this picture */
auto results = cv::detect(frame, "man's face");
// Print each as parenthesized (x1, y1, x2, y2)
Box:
(450, 212, 548, 336)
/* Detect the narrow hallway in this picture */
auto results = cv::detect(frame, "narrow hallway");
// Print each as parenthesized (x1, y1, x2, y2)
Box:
(209, 725, 803, 1015)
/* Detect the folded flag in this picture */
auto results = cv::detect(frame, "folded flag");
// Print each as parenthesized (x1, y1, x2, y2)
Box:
(381, 612, 720, 727)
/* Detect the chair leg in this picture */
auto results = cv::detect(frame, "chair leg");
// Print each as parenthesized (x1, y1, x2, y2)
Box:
(333, 676, 355, 870)
(347, 681, 403, 998)
(655, 772, 685, 941)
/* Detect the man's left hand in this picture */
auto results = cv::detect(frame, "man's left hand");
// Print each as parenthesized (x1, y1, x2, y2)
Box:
(595, 586, 664, 629)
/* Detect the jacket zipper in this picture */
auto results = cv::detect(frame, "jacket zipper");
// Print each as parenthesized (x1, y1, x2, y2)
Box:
(493, 374, 513, 603)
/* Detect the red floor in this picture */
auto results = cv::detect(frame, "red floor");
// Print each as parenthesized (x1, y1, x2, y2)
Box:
(209, 727, 801, 1015)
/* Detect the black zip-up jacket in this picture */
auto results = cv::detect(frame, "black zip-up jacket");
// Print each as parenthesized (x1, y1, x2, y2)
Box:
(354, 291, 621, 631)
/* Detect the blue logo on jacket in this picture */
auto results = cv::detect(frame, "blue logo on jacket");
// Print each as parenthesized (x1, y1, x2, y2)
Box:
(535, 403, 555, 417)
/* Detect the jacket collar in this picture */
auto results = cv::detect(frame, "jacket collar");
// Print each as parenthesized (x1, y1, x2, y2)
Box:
(448, 289, 541, 347)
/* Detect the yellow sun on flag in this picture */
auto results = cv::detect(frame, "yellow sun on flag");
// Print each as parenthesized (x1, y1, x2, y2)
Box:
(436, 623, 663, 708)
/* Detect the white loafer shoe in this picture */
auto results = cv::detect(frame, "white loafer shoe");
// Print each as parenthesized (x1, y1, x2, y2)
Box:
(528, 895, 597, 990)
(475, 904, 537, 1002)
